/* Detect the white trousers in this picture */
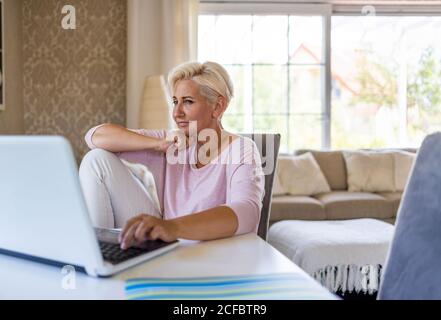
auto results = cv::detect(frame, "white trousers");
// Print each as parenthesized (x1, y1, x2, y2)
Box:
(79, 149, 161, 229)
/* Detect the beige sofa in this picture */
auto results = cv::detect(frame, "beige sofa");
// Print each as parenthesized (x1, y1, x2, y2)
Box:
(269, 148, 417, 226)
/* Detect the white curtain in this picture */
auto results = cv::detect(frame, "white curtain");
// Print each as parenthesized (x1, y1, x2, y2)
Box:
(162, 0, 199, 75)
(127, 0, 199, 128)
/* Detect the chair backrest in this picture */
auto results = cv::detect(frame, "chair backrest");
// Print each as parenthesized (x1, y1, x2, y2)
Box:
(378, 132, 441, 299)
(241, 133, 281, 241)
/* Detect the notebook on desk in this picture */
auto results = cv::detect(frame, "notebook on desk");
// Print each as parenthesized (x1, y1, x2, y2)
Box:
(125, 273, 338, 300)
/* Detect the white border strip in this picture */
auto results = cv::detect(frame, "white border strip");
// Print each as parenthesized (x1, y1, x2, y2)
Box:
(200, 2, 332, 15)
(333, 4, 441, 15)
(200, 1, 441, 16)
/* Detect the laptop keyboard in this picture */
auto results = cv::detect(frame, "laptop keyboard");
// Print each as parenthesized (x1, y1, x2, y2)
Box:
(98, 240, 172, 265)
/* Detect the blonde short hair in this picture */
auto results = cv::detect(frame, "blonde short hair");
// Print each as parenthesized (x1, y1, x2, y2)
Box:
(168, 61, 234, 106)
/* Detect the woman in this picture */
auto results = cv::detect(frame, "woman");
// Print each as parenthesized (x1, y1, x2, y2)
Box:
(79, 61, 264, 250)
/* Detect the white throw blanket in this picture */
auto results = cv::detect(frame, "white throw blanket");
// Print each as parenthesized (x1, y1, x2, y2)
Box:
(268, 219, 394, 294)
(120, 159, 162, 218)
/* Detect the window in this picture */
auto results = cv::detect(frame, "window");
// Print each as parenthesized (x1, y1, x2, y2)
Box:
(332, 16, 441, 148)
(198, 14, 326, 153)
(198, 4, 441, 150)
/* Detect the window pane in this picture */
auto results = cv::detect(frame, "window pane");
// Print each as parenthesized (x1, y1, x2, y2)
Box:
(198, 15, 216, 62)
(214, 16, 252, 64)
(290, 65, 323, 114)
(289, 16, 323, 64)
(289, 115, 322, 150)
(252, 16, 288, 64)
(332, 16, 441, 148)
(224, 65, 248, 114)
(222, 114, 245, 133)
(331, 103, 397, 149)
(405, 18, 441, 145)
(253, 115, 288, 152)
(253, 65, 287, 114)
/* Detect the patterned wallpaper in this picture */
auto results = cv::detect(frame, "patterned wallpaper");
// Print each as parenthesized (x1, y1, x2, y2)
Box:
(23, 0, 126, 162)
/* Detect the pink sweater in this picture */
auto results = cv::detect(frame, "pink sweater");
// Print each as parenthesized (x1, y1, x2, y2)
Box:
(84, 125, 265, 235)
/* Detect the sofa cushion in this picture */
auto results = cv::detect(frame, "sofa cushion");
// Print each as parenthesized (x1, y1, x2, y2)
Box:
(314, 191, 395, 220)
(394, 151, 416, 191)
(270, 196, 326, 221)
(295, 150, 347, 191)
(376, 192, 402, 217)
(276, 153, 331, 196)
(272, 169, 286, 196)
(343, 151, 396, 192)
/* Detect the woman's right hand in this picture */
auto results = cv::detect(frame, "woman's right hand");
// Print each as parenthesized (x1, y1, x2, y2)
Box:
(154, 134, 190, 153)
(154, 139, 175, 153)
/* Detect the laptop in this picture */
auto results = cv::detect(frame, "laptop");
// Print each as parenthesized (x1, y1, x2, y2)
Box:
(0, 135, 179, 277)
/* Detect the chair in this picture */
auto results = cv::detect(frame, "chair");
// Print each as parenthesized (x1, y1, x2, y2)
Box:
(241, 133, 281, 241)
(378, 132, 441, 299)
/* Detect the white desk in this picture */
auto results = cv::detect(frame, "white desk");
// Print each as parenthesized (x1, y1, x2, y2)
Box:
(0, 234, 336, 300)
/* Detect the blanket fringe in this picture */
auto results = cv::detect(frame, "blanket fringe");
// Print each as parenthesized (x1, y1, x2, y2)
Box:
(312, 264, 382, 295)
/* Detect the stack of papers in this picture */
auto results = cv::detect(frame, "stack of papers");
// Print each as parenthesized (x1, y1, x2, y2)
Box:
(125, 273, 337, 300)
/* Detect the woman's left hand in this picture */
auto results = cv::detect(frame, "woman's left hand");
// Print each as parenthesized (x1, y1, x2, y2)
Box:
(119, 214, 178, 249)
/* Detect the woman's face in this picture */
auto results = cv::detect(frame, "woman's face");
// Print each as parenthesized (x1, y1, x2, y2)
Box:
(172, 79, 217, 136)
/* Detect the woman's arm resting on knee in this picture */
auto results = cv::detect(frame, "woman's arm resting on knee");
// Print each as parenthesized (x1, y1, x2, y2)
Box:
(85, 123, 170, 153)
